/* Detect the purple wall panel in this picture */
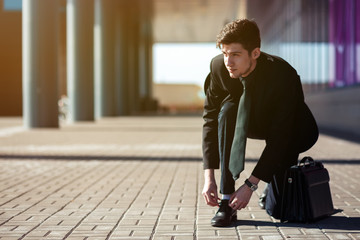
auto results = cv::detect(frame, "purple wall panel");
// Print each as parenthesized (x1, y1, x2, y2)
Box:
(356, 0, 360, 84)
(329, 0, 359, 87)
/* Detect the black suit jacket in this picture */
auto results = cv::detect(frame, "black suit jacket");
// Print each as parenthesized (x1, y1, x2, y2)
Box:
(202, 52, 319, 182)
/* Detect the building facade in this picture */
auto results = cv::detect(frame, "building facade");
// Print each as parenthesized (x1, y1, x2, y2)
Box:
(0, 0, 358, 138)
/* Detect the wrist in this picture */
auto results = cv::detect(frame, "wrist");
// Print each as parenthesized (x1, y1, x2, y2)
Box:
(248, 175, 260, 185)
(204, 169, 215, 183)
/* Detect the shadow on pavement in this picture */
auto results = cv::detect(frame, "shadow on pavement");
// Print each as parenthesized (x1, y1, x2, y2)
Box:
(1, 155, 360, 165)
(234, 216, 360, 231)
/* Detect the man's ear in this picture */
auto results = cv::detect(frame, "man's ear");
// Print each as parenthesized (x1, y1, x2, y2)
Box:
(252, 48, 261, 59)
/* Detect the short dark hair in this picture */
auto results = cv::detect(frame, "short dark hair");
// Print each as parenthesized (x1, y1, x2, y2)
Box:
(216, 19, 261, 53)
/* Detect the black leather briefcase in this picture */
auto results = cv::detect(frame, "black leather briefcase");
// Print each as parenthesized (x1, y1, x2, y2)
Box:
(280, 156, 335, 222)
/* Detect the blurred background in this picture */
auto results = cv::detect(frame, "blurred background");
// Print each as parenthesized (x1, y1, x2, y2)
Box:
(0, 0, 359, 141)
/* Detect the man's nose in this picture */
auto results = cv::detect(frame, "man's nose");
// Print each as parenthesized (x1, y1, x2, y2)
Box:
(226, 57, 233, 67)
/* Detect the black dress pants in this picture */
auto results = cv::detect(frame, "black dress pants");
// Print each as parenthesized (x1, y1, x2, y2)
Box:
(217, 101, 299, 196)
(218, 101, 237, 194)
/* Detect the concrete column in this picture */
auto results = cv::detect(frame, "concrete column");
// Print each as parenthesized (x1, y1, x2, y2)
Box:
(22, 0, 59, 128)
(126, 1, 140, 114)
(66, 0, 94, 122)
(138, 0, 155, 112)
(114, 1, 129, 115)
(94, 0, 116, 118)
(138, 0, 152, 99)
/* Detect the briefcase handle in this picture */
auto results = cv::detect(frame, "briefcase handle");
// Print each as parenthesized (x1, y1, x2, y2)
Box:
(298, 156, 315, 167)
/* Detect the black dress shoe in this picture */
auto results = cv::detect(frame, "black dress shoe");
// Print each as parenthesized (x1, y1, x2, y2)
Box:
(211, 200, 237, 227)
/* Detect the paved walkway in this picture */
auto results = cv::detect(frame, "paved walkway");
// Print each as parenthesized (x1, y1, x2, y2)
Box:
(0, 116, 359, 240)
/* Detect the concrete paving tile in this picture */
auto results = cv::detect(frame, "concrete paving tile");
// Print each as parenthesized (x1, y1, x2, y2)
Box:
(279, 228, 304, 235)
(0, 237, 22, 240)
(281, 238, 328, 240)
(152, 231, 194, 236)
(325, 233, 353, 239)
(111, 226, 154, 232)
(235, 237, 260, 240)
(300, 228, 325, 235)
(216, 229, 240, 236)
(131, 230, 155, 237)
(261, 236, 284, 240)
(197, 229, 217, 236)
(174, 224, 196, 231)
(197, 236, 239, 240)
(239, 230, 280, 236)
(109, 238, 148, 240)
(173, 237, 199, 240)
(155, 225, 177, 231)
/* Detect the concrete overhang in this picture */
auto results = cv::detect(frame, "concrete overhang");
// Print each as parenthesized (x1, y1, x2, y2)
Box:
(153, 0, 247, 43)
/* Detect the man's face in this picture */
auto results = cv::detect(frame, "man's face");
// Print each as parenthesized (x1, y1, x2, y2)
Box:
(221, 43, 259, 79)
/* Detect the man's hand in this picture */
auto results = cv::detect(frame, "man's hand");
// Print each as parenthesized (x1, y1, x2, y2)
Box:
(228, 184, 253, 210)
(202, 169, 220, 207)
(229, 175, 260, 210)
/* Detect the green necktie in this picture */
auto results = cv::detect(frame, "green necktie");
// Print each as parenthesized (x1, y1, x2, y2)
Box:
(229, 77, 251, 180)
